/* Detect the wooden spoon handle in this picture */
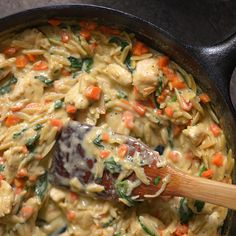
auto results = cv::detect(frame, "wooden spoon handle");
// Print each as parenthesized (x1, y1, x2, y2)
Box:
(166, 166, 236, 210)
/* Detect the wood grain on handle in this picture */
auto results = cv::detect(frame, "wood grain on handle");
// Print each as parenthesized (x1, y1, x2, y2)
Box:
(166, 166, 236, 210)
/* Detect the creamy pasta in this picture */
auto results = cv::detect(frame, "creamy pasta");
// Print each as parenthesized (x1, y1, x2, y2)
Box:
(0, 19, 234, 236)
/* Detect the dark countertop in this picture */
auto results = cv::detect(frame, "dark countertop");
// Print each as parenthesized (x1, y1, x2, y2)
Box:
(0, 0, 236, 234)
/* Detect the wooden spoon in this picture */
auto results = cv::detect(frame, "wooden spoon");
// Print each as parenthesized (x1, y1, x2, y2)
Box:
(49, 121, 236, 210)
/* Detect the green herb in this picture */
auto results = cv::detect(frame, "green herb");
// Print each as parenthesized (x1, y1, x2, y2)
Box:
(34, 76, 53, 86)
(72, 71, 81, 79)
(68, 56, 83, 70)
(104, 157, 122, 174)
(13, 128, 27, 139)
(125, 53, 134, 73)
(54, 100, 63, 109)
(138, 217, 155, 236)
(0, 164, 5, 172)
(35, 172, 48, 200)
(102, 218, 114, 228)
(167, 126, 174, 148)
(179, 198, 193, 224)
(153, 176, 161, 186)
(114, 232, 121, 236)
(116, 180, 136, 206)
(117, 90, 128, 99)
(109, 36, 129, 51)
(34, 124, 43, 131)
(194, 200, 205, 212)
(82, 58, 93, 72)
(26, 133, 40, 152)
(170, 95, 177, 102)
(93, 135, 104, 148)
(155, 80, 163, 97)
(198, 164, 207, 176)
(0, 76, 17, 95)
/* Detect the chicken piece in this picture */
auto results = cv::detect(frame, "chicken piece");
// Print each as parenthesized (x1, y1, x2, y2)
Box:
(0, 180, 14, 217)
(182, 123, 207, 146)
(133, 58, 161, 97)
(103, 63, 132, 86)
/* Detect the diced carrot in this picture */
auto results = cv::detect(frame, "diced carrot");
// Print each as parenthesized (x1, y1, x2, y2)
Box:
(159, 229, 163, 236)
(133, 102, 146, 116)
(165, 106, 174, 118)
(66, 104, 77, 114)
(61, 68, 71, 76)
(69, 192, 79, 202)
(156, 109, 163, 116)
(171, 79, 186, 89)
(121, 99, 130, 105)
(14, 178, 25, 188)
(67, 210, 76, 221)
(26, 54, 37, 62)
(79, 20, 97, 31)
(157, 56, 169, 68)
(168, 151, 180, 163)
(28, 175, 37, 182)
(122, 110, 134, 129)
(102, 133, 110, 142)
(33, 60, 48, 71)
(0, 174, 5, 182)
(118, 144, 128, 159)
(17, 168, 28, 178)
(132, 41, 149, 56)
(4, 47, 17, 56)
(21, 206, 34, 220)
(15, 55, 28, 68)
(100, 150, 111, 159)
(51, 119, 63, 130)
(212, 152, 224, 167)
(173, 125, 182, 137)
(48, 19, 61, 26)
(5, 115, 21, 127)
(210, 123, 221, 137)
(80, 29, 91, 40)
(84, 86, 102, 101)
(199, 93, 211, 103)
(10, 103, 24, 112)
(61, 30, 70, 43)
(175, 224, 188, 236)
(201, 169, 213, 178)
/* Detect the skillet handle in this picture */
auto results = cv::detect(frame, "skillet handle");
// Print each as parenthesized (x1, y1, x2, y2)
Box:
(187, 32, 236, 112)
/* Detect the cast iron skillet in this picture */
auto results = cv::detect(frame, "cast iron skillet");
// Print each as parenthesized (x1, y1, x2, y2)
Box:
(0, 4, 235, 235)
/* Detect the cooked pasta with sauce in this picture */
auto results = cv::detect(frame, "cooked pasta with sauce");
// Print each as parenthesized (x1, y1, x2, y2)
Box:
(0, 19, 234, 236)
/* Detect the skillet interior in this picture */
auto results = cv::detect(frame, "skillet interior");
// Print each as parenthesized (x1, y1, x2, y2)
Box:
(0, 4, 235, 235)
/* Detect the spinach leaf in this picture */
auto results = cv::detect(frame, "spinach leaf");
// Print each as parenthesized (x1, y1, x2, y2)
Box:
(26, 133, 40, 152)
(117, 90, 128, 99)
(54, 100, 63, 109)
(68, 56, 83, 70)
(167, 126, 174, 149)
(170, 95, 177, 102)
(125, 53, 134, 73)
(34, 75, 53, 86)
(104, 157, 121, 174)
(116, 180, 136, 206)
(82, 58, 93, 72)
(179, 198, 193, 224)
(13, 128, 27, 139)
(102, 218, 114, 228)
(109, 36, 129, 51)
(0, 164, 5, 172)
(153, 176, 161, 186)
(155, 80, 163, 97)
(35, 172, 48, 200)
(194, 200, 205, 212)
(93, 135, 104, 148)
(34, 124, 43, 131)
(0, 76, 17, 95)
(138, 217, 155, 236)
